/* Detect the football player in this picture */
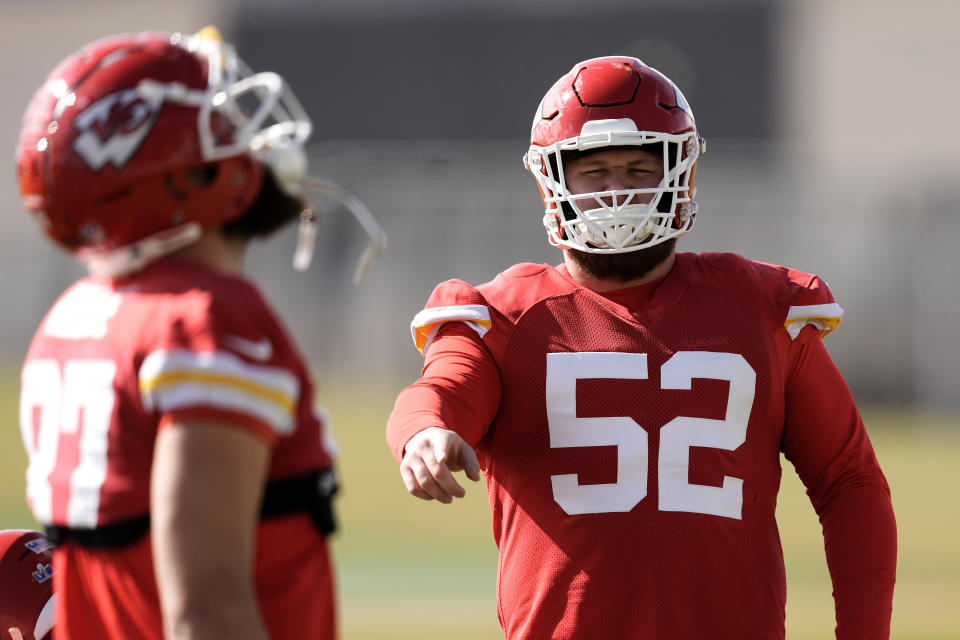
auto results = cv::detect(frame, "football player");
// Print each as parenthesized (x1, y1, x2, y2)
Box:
(386, 56, 897, 639)
(16, 27, 382, 640)
(0, 530, 54, 640)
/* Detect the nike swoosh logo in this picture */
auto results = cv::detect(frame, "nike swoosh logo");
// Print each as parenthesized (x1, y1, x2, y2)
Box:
(224, 335, 274, 361)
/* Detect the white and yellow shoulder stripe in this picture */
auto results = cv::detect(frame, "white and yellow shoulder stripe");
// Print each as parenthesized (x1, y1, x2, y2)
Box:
(139, 348, 300, 435)
(784, 303, 844, 340)
(410, 304, 491, 355)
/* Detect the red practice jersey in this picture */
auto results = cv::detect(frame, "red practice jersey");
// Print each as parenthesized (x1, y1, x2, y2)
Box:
(20, 259, 336, 640)
(388, 252, 896, 640)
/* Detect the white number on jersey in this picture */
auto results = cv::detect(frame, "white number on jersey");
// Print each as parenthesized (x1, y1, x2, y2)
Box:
(20, 358, 118, 527)
(545, 351, 754, 519)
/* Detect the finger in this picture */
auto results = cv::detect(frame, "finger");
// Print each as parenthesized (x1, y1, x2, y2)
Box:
(400, 463, 434, 501)
(442, 439, 480, 482)
(459, 443, 482, 482)
(432, 435, 451, 466)
(409, 457, 454, 504)
(429, 460, 466, 499)
(422, 446, 466, 499)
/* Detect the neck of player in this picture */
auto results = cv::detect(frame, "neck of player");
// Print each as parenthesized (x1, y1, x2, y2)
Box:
(168, 230, 248, 275)
(563, 249, 676, 292)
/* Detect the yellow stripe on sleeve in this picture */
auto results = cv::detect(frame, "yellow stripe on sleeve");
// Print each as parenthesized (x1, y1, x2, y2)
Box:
(138, 349, 300, 434)
(785, 303, 844, 339)
(139, 370, 296, 414)
(410, 304, 492, 354)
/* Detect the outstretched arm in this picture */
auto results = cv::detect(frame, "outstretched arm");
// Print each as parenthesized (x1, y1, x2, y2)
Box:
(387, 322, 501, 502)
(400, 426, 481, 503)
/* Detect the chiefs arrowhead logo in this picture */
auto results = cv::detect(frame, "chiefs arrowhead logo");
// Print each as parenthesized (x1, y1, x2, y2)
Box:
(72, 88, 165, 171)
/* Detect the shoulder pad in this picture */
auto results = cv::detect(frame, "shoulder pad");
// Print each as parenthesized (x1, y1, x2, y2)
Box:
(697, 252, 749, 273)
(762, 263, 843, 340)
(498, 262, 554, 279)
(784, 302, 844, 339)
(412, 279, 491, 354)
(696, 253, 844, 340)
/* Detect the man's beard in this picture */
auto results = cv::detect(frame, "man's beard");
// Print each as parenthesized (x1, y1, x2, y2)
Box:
(566, 238, 677, 283)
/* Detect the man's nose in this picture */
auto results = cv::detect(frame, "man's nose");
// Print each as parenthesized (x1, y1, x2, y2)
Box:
(602, 169, 632, 192)
(598, 173, 655, 207)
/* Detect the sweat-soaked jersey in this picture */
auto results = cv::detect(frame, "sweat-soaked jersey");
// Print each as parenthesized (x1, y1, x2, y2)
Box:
(387, 252, 896, 640)
(19, 259, 336, 640)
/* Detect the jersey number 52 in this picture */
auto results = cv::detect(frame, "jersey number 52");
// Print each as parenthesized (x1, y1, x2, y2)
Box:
(546, 351, 755, 519)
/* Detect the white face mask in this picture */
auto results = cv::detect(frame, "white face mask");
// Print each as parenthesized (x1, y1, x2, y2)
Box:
(78, 28, 386, 282)
(525, 120, 703, 255)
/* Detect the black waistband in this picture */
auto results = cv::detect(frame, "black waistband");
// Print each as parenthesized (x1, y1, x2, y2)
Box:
(45, 468, 338, 549)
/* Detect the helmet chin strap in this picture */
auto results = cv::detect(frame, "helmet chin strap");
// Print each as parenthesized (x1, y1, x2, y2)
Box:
(292, 208, 318, 273)
(78, 224, 203, 277)
(296, 177, 387, 285)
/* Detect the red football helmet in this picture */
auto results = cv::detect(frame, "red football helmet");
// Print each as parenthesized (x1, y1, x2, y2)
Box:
(0, 530, 54, 640)
(16, 27, 313, 276)
(523, 56, 706, 254)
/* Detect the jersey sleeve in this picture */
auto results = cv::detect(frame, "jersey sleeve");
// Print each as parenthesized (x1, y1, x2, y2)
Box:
(387, 279, 503, 463)
(410, 279, 494, 356)
(137, 291, 300, 445)
(781, 326, 897, 637)
(778, 269, 844, 339)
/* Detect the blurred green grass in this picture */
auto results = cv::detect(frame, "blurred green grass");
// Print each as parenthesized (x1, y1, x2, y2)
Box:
(2, 370, 958, 638)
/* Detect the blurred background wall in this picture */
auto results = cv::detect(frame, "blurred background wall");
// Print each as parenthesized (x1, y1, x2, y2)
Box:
(1, 0, 958, 413)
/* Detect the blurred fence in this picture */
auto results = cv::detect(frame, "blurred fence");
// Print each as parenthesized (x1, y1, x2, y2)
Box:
(1, 0, 957, 416)
(1, 137, 957, 413)
(259, 138, 957, 411)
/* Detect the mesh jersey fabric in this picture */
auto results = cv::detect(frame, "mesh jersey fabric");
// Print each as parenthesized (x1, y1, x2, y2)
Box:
(387, 251, 895, 640)
(20, 259, 336, 639)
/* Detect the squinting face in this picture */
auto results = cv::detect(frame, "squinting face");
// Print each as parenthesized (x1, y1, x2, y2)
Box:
(563, 147, 664, 207)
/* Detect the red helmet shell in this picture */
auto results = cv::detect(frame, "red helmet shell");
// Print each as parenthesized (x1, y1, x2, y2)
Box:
(531, 56, 697, 146)
(16, 32, 262, 253)
(524, 56, 704, 254)
(0, 530, 54, 640)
